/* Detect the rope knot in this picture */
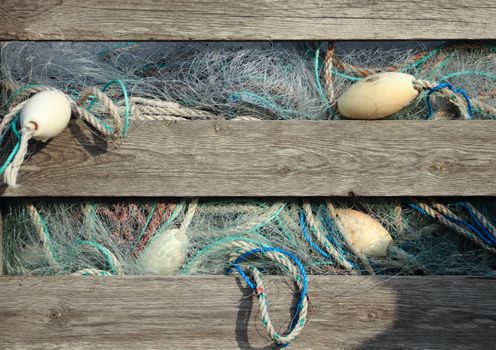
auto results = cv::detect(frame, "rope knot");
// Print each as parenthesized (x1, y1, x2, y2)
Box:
(414, 79, 473, 120)
(426, 82, 473, 119)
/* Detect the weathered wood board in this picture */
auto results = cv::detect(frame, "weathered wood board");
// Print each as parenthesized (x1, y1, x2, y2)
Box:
(2, 120, 496, 197)
(0, 276, 494, 349)
(0, 210, 3, 275)
(0, 0, 495, 41)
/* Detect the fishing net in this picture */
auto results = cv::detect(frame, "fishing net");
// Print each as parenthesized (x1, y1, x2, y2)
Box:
(3, 198, 495, 277)
(1, 43, 495, 277)
(1, 41, 495, 123)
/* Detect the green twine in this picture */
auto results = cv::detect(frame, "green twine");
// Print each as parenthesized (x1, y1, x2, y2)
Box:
(1, 84, 43, 169)
(4, 84, 43, 108)
(36, 207, 59, 264)
(398, 46, 443, 72)
(439, 70, 496, 83)
(275, 216, 296, 242)
(181, 236, 268, 274)
(181, 202, 286, 274)
(0, 117, 21, 175)
(228, 91, 316, 119)
(75, 240, 118, 275)
(429, 52, 455, 76)
(332, 70, 361, 81)
(244, 202, 287, 234)
(86, 79, 130, 136)
(132, 201, 158, 251)
(313, 48, 332, 112)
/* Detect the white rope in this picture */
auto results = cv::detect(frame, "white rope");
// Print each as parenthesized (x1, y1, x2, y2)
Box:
(4, 126, 34, 187)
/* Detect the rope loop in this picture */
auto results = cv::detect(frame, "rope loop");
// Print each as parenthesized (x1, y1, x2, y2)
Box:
(77, 80, 130, 138)
(417, 80, 473, 120)
(227, 244, 308, 348)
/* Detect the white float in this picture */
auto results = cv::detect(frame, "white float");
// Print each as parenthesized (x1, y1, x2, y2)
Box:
(20, 90, 72, 142)
(337, 72, 419, 119)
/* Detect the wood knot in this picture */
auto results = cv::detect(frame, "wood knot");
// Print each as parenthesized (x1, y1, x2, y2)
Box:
(427, 159, 450, 175)
(47, 306, 69, 326)
(214, 123, 222, 132)
(347, 190, 356, 197)
(362, 309, 381, 321)
(278, 166, 292, 176)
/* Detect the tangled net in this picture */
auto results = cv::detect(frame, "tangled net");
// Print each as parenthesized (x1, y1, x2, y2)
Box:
(1, 41, 495, 124)
(3, 198, 495, 277)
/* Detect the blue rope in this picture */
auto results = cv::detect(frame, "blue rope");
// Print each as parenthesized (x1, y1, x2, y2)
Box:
(409, 203, 496, 247)
(408, 203, 428, 216)
(426, 82, 473, 119)
(442, 214, 494, 246)
(460, 204, 496, 246)
(227, 246, 308, 343)
(229, 263, 256, 289)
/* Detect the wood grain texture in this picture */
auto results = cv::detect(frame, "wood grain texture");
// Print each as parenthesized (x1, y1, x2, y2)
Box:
(2, 120, 496, 197)
(0, 0, 495, 40)
(0, 276, 495, 349)
(0, 210, 3, 275)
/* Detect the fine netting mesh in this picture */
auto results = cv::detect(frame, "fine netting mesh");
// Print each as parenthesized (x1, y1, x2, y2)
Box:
(0, 41, 328, 120)
(1, 41, 495, 122)
(3, 198, 495, 277)
(1, 42, 496, 277)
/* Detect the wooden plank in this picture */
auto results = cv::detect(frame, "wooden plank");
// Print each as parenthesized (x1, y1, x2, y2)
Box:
(0, 276, 494, 349)
(0, 209, 3, 275)
(2, 120, 496, 197)
(0, 0, 495, 41)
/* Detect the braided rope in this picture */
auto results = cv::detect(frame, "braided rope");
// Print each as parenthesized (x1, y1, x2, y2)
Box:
(414, 202, 496, 253)
(302, 201, 354, 271)
(413, 79, 471, 120)
(394, 204, 404, 235)
(79, 86, 124, 137)
(179, 198, 198, 232)
(465, 202, 496, 236)
(3, 83, 260, 138)
(4, 126, 34, 187)
(227, 242, 308, 347)
(0, 100, 29, 140)
(126, 97, 221, 120)
(26, 204, 59, 271)
(183, 236, 309, 346)
(324, 43, 336, 109)
(473, 100, 496, 117)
